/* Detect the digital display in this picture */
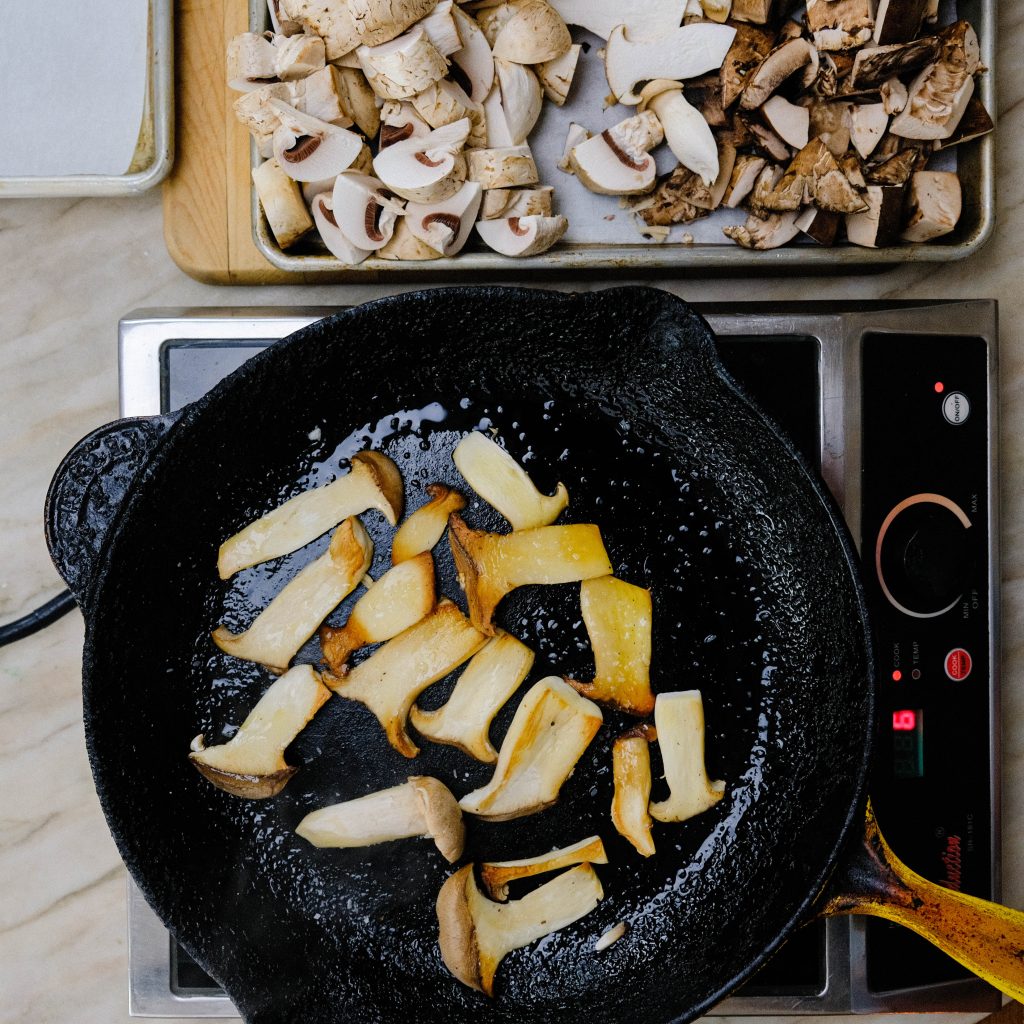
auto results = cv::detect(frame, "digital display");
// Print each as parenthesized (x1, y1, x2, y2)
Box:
(893, 708, 925, 779)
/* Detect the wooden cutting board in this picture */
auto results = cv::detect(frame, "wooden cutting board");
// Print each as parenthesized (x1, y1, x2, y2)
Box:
(162, 0, 330, 283)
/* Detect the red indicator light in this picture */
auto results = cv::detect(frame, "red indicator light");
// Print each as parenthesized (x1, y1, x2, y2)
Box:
(934, 381, 945, 393)
(893, 709, 917, 731)
(891, 669, 902, 682)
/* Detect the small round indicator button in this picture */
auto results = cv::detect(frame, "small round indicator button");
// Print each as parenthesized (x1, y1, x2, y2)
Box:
(945, 648, 972, 681)
(942, 391, 970, 425)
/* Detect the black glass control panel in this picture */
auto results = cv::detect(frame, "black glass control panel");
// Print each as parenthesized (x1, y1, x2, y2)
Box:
(860, 333, 992, 992)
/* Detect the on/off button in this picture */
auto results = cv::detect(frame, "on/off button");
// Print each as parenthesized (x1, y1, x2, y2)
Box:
(945, 648, 973, 680)
(942, 391, 970, 425)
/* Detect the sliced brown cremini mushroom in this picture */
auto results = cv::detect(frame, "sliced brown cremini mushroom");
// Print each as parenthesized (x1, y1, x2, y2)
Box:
(639, 80, 719, 186)
(761, 95, 809, 151)
(719, 23, 775, 109)
(437, 862, 604, 996)
(227, 32, 278, 91)
(189, 664, 331, 798)
(746, 119, 792, 163)
(357, 27, 448, 100)
(273, 32, 326, 80)
(330, 171, 405, 249)
(410, 630, 534, 762)
(449, 514, 611, 635)
(213, 517, 373, 671)
(848, 35, 941, 91)
(330, 598, 487, 757)
(495, 59, 543, 146)
(453, 430, 568, 531)
(270, 100, 363, 180)
(311, 192, 374, 264)
(729, 0, 779, 24)
(745, 162, 783, 218)
(722, 153, 767, 207)
(795, 205, 840, 245)
(377, 217, 445, 260)
(604, 22, 738, 106)
(405, 180, 484, 255)
(936, 95, 993, 150)
(805, 0, 875, 51)
(218, 450, 402, 578)
(537, 44, 581, 106)
(845, 183, 906, 246)
(480, 835, 608, 901)
(392, 483, 467, 563)
(648, 690, 726, 823)
(900, 170, 961, 242)
(739, 36, 819, 110)
(252, 157, 315, 249)
(466, 145, 539, 190)
(372, 117, 470, 203)
(295, 776, 465, 862)
(761, 138, 868, 214)
(611, 723, 657, 856)
(320, 551, 436, 672)
(567, 576, 655, 716)
(880, 76, 909, 115)
(873, 0, 929, 45)
(450, 4, 496, 104)
(683, 74, 728, 128)
(570, 112, 664, 196)
(850, 103, 889, 159)
(459, 677, 604, 819)
(723, 210, 801, 249)
(492, 0, 571, 64)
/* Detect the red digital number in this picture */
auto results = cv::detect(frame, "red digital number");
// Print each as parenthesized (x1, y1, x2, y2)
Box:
(893, 709, 917, 731)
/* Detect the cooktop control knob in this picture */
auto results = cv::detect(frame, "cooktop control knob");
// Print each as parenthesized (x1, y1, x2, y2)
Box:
(875, 494, 972, 618)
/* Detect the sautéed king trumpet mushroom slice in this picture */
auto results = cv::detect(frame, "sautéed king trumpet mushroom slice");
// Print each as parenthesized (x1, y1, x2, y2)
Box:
(409, 630, 534, 763)
(213, 517, 373, 672)
(649, 690, 726, 823)
(391, 483, 467, 564)
(329, 599, 487, 757)
(452, 431, 568, 531)
(567, 576, 655, 716)
(611, 724, 657, 857)
(480, 835, 608, 902)
(437, 862, 604, 997)
(189, 664, 331, 799)
(218, 450, 402, 579)
(320, 551, 436, 673)
(459, 677, 603, 820)
(448, 515, 611, 636)
(296, 776, 464, 862)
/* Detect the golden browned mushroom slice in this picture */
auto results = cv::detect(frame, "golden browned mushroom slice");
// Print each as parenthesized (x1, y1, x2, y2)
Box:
(611, 724, 657, 857)
(453, 432, 568, 531)
(391, 483, 467, 564)
(296, 776, 464, 862)
(448, 514, 612, 636)
(649, 691, 726, 823)
(437, 863, 604, 996)
(218, 450, 402, 579)
(567, 576, 655, 716)
(409, 631, 534, 762)
(329, 599, 487, 757)
(213, 517, 373, 672)
(189, 664, 331, 798)
(459, 677, 603, 820)
(480, 835, 608, 901)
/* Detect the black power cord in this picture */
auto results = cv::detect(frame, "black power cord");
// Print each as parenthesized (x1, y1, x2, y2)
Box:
(0, 590, 78, 648)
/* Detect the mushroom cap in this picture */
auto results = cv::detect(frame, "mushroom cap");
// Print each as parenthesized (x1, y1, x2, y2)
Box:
(492, 0, 572, 64)
(357, 26, 449, 101)
(331, 171, 403, 250)
(270, 100, 362, 180)
(475, 214, 567, 257)
(436, 867, 483, 991)
(405, 179, 483, 256)
(227, 32, 278, 92)
(537, 43, 581, 107)
(450, 5, 496, 103)
(482, 84, 516, 148)
(570, 131, 656, 196)
(312, 193, 374, 264)
(410, 775, 466, 862)
(466, 145, 539, 190)
(495, 59, 543, 146)
(373, 118, 471, 203)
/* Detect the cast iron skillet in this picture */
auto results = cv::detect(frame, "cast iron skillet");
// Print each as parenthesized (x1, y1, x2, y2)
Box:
(45, 288, 1024, 1023)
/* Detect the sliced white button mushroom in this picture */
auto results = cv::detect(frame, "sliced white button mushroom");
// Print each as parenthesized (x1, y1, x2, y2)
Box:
(495, 59, 543, 145)
(557, 121, 590, 173)
(761, 94, 810, 151)
(567, 576, 654, 716)
(320, 551, 436, 672)
(611, 726, 656, 856)
(302, 177, 340, 205)
(453, 430, 568, 531)
(274, 32, 326, 80)
(570, 112, 664, 195)
(252, 157, 315, 249)
(347, 0, 442, 48)
(234, 83, 292, 136)
(604, 22, 737, 105)
(411, 630, 534, 762)
(900, 170, 961, 242)
(459, 677, 604, 819)
(648, 690, 726, 823)
(296, 775, 465, 862)
(270, 100, 363, 180)
(548, 0, 688, 42)
(357, 27, 449, 100)
(492, 0, 572, 64)
(475, 3, 517, 49)
(218, 449, 402, 578)
(330, 599, 487, 757)
(502, 185, 554, 217)
(412, 80, 487, 148)
(378, 99, 431, 148)
(286, 65, 351, 127)
(372, 117, 470, 202)
(391, 483, 467, 563)
(482, 85, 515, 148)
(850, 102, 889, 158)
(437, 862, 604, 996)
(227, 32, 278, 92)
(475, 214, 567, 256)
(311, 192, 374, 263)
(334, 66, 381, 137)
(536, 43, 581, 106)
(480, 835, 608, 901)
(450, 5, 496, 103)
(331, 171, 404, 249)
(405, 179, 484, 255)
(466, 145, 539, 189)
(190, 664, 331, 798)
(377, 217, 445, 260)
(281, 0, 361, 59)
(640, 81, 719, 186)
(268, 0, 301, 35)
(419, 0, 462, 55)
(213, 517, 373, 671)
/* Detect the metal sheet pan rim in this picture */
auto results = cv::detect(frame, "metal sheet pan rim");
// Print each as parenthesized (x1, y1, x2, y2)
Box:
(248, 0, 994, 275)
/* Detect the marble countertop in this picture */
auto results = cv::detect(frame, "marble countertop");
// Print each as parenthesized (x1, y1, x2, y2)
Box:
(2, 16, 1022, 1020)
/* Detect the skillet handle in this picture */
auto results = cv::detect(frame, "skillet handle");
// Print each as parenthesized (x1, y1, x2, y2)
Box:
(44, 414, 180, 613)
(821, 800, 1024, 1001)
